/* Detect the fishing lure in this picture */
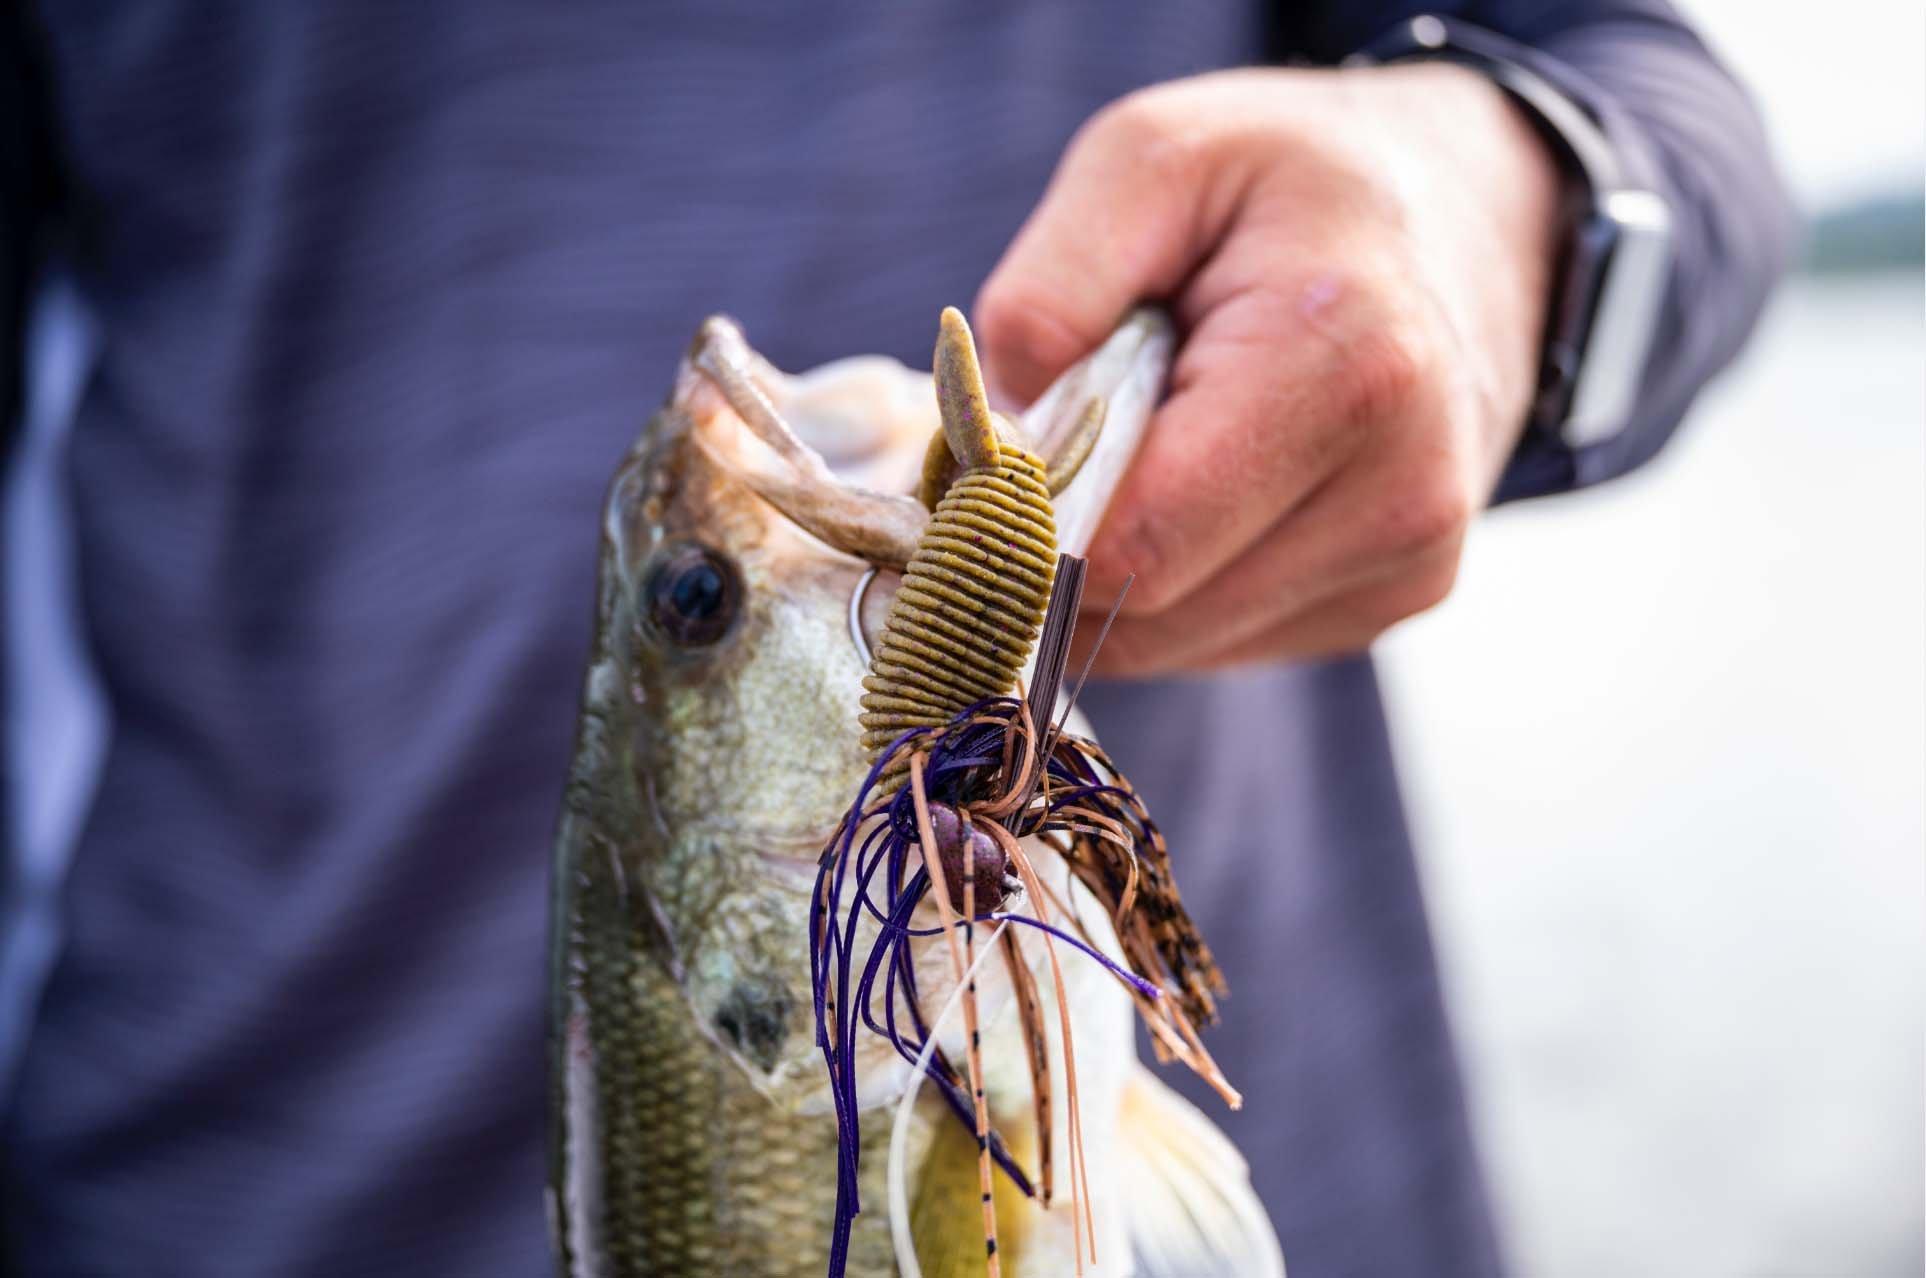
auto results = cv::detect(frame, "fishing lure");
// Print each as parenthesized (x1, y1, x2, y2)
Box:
(813, 311, 1234, 1278)
(857, 308, 1096, 767)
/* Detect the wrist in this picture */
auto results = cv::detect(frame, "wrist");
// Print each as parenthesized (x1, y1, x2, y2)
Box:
(1408, 61, 1566, 309)
(1353, 16, 1676, 458)
(1367, 62, 1564, 469)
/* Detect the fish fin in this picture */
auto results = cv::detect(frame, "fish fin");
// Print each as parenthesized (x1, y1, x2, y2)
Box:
(1118, 1064, 1285, 1278)
(906, 1090, 1036, 1278)
(891, 922, 1039, 1278)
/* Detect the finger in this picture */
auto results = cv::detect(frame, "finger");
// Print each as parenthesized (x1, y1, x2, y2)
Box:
(1078, 258, 1430, 615)
(1074, 420, 1470, 672)
(1087, 542, 1458, 676)
(973, 92, 1243, 404)
(1194, 561, 1460, 668)
(1074, 502, 1435, 677)
(1084, 530, 1459, 676)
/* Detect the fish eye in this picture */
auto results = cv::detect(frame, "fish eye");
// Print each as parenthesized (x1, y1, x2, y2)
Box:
(645, 544, 740, 648)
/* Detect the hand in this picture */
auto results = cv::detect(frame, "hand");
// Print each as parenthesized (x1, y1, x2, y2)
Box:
(975, 65, 1563, 674)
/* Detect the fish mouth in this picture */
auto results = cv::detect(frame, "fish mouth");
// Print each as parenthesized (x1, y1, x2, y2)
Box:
(681, 309, 1172, 567)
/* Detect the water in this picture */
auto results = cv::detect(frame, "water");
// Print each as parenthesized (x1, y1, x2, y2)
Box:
(1379, 273, 1925, 1277)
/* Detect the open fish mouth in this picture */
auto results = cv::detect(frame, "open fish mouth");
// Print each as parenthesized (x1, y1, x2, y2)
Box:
(680, 309, 1174, 570)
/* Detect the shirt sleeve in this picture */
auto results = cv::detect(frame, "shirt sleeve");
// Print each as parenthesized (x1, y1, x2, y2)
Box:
(3, 4, 61, 460)
(2, 4, 63, 867)
(1275, 1, 1798, 502)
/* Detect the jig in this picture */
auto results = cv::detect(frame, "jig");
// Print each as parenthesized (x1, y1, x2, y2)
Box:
(857, 308, 1089, 765)
(814, 308, 1236, 1278)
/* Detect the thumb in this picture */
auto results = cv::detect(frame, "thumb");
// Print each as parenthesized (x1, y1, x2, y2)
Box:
(973, 95, 1223, 404)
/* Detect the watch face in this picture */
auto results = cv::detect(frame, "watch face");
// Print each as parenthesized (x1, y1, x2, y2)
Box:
(1563, 190, 1673, 447)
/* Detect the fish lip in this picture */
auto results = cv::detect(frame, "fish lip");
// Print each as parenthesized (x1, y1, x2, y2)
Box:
(672, 309, 1172, 570)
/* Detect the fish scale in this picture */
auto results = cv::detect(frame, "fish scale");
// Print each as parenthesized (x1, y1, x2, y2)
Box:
(570, 858, 898, 1275)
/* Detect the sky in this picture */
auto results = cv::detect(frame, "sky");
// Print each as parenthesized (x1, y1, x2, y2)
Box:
(1680, 0, 1924, 206)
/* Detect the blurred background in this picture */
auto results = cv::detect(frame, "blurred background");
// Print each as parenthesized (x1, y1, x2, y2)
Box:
(1377, 1, 1925, 1273)
(4, 3, 1920, 1276)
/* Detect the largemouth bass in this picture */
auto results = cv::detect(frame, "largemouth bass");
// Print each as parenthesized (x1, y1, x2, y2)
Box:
(549, 308, 1283, 1277)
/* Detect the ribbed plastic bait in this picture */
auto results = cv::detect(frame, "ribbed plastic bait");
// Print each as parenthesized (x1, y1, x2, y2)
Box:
(858, 309, 1058, 763)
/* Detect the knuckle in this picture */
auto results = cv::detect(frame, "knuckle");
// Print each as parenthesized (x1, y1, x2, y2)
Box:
(1332, 320, 1427, 427)
(1381, 555, 1462, 628)
(1375, 474, 1471, 559)
(1100, 513, 1180, 613)
(1087, 88, 1201, 182)
(1346, 563, 1459, 644)
(971, 276, 1024, 337)
(1350, 597, 1409, 644)
(974, 280, 1088, 378)
(1402, 554, 1462, 615)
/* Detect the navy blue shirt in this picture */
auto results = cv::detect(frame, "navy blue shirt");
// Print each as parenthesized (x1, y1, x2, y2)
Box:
(1, 3, 1787, 1275)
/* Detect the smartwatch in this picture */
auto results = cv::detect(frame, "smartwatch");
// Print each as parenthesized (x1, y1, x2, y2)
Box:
(1350, 15, 1673, 448)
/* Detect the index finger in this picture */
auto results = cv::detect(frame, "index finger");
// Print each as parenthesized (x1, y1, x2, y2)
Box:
(973, 94, 1235, 404)
(1080, 272, 1408, 613)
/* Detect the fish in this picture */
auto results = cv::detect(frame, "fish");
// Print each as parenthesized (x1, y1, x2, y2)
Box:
(548, 306, 1285, 1277)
